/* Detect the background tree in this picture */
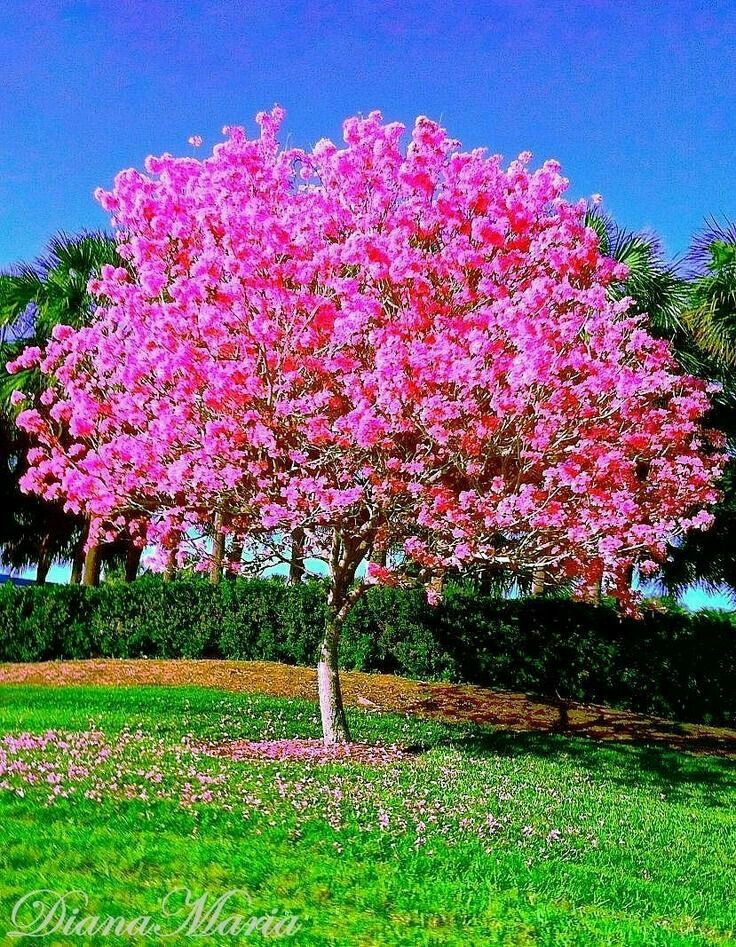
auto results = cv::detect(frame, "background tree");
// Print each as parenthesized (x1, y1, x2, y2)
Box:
(584, 211, 736, 599)
(679, 219, 736, 368)
(0, 232, 130, 584)
(659, 220, 736, 596)
(585, 208, 688, 340)
(0, 412, 81, 582)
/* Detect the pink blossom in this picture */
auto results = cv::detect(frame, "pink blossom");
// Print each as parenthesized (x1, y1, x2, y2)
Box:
(12, 107, 723, 613)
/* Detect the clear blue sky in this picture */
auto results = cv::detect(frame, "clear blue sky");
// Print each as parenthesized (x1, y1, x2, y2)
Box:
(1, 0, 735, 268)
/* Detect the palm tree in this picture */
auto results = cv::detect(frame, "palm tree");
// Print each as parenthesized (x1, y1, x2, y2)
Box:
(584, 208, 690, 339)
(657, 219, 736, 597)
(0, 232, 118, 343)
(581, 211, 736, 599)
(661, 458, 736, 597)
(0, 413, 83, 583)
(677, 218, 736, 368)
(0, 231, 124, 585)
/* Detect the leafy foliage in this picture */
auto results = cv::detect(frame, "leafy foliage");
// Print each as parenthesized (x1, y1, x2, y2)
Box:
(585, 211, 736, 598)
(0, 232, 119, 579)
(585, 207, 688, 337)
(681, 218, 736, 368)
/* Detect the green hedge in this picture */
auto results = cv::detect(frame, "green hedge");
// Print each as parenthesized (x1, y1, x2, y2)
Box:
(1, 576, 735, 726)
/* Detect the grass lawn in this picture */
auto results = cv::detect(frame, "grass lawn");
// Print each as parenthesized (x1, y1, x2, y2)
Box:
(0, 683, 734, 945)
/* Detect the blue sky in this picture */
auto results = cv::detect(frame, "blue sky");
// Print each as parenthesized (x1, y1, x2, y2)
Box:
(3, 1, 736, 607)
(1, 0, 735, 268)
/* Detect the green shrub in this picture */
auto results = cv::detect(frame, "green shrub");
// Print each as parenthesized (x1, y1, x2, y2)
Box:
(218, 577, 325, 663)
(0, 576, 734, 726)
(89, 575, 222, 658)
(0, 582, 94, 661)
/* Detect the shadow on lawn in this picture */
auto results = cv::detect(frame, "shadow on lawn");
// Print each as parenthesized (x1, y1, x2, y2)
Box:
(448, 727, 736, 801)
(404, 686, 736, 757)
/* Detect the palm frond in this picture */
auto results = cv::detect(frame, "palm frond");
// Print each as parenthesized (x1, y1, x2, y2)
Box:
(0, 230, 119, 343)
(584, 209, 610, 254)
(677, 217, 736, 372)
(38, 230, 117, 275)
(585, 207, 687, 334)
(0, 267, 43, 329)
(0, 369, 37, 406)
(685, 216, 736, 277)
(682, 299, 736, 369)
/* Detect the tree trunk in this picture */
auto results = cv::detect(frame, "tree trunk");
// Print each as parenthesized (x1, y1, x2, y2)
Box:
(124, 543, 143, 583)
(288, 528, 305, 585)
(36, 539, 51, 585)
(228, 540, 243, 579)
(70, 547, 84, 584)
(593, 574, 603, 604)
(70, 524, 89, 584)
(317, 609, 351, 745)
(315, 528, 372, 745)
(554, 695, 570, 731)
(163, 551, 176, 582)
(531, 568, 545, 596)
(209, 512, 225, 585)
(82, 544, 102, 587)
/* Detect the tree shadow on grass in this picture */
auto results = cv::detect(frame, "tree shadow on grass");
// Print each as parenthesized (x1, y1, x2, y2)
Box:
(446, 726, 736, 804)
(404, 686, 736, 755)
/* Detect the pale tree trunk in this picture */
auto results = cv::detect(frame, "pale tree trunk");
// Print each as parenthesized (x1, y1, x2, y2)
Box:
(531, 568, 545, 596)
(288, 528, 305, 585)
(317, 528, 372, 745)
(124, 544, 143, 583)
(209, 512, 225, 585)
(82, 544, 102, 587)
(317, 608, 351, 744)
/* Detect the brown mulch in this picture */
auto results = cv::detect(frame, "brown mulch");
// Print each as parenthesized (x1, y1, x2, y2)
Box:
(2, 658, 736, 757)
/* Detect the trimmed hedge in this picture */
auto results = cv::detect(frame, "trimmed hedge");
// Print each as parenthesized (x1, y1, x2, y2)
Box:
(1, 576, 735, 726)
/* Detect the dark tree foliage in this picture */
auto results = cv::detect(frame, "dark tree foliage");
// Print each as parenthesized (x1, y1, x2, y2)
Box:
(0, 232, 122, 582)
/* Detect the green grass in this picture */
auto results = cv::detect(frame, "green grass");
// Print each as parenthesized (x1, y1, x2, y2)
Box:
(0, 685, 735, 945)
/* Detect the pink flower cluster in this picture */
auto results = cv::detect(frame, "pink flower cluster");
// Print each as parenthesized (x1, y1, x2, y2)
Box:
(206, 738, 408, 765)
(0, 724, 594, 859)
(0, 729, 112, 802)
(0, 728, 227, 806)
(9, 108, 723, 604)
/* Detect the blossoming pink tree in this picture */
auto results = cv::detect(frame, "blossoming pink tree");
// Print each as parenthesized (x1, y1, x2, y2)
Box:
(10, 109, 722, 743)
